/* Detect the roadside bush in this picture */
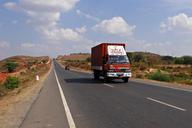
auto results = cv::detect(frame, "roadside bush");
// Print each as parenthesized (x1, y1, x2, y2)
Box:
(174, 56, 192, 65)
(4, 76, 19, 89)
(174, 57, 184, 64)
(186, 79, 192, 85)
(183, 56, 192, 65)
(86, 57, 91, 62)
(148, 70, 172, 82)
(6, 61, 18, 72)
(133, 54, 144, 62)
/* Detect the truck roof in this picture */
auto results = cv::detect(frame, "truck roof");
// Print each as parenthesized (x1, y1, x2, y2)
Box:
(92, 43, 125, 49)
(99, 43, 125, 45)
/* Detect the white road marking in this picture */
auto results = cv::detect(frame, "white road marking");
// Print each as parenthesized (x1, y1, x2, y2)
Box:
(54, 69, 76, 128)
(104, 83, 114, 88)
(147, 97, 186, 112)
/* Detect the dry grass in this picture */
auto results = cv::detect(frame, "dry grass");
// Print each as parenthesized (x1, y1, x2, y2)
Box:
(0, 56, 51, 97)
(57, 53, 90, 61)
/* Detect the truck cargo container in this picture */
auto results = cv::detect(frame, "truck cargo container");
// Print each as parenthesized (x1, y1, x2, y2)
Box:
(91, 43, 131, 82)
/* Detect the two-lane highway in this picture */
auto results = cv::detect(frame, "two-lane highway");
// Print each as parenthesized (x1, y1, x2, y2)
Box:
(21, 61, 192, 128)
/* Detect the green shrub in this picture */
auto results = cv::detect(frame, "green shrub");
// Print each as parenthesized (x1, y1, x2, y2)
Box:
(174, 56, 192, 65)
(174, 57, 184, 64)
(186, 79, 192, 85)
(148, 71, 172, 82)
(6, 61, 18, 72)
(183, 56, 192, 65)
(4, 76, 20, 89)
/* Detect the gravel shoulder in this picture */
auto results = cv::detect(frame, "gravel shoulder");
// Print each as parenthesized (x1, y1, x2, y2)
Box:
(0, 64, 52, 128)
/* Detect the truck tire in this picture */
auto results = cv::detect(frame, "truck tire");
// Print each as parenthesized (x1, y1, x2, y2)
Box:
(94, 70, 100, 80)
(104, 76, 109, 83)
(104, 72, 110, 83)
(123, 77, 129, 83)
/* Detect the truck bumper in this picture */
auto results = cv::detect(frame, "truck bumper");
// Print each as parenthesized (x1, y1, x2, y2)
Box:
(107, 72, 132, 78)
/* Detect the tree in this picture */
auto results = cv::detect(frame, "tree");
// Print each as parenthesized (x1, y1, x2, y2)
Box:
(6, 61, 18, 73)
(183, 56, 192, 65)
(174, 57, 184, 64)
(174, 56, 192, 65)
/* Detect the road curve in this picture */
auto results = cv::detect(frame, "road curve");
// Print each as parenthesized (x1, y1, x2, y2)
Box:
(20, 61, 192, 128)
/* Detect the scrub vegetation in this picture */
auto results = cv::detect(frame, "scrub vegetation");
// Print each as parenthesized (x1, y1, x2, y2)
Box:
(57, 52, 192, 86)
(0, 56, 51, 97)
(127, 52, 192, 85)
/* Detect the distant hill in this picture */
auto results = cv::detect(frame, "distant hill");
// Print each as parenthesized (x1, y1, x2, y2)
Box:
(57, 54, 90, 61)
(57, 52, 192, 65)
(0, 56, 50, 73)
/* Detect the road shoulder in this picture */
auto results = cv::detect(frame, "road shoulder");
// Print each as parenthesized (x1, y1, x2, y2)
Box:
(0, 65, 52, 128)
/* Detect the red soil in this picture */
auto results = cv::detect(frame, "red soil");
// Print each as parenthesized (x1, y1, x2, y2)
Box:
(0, 73, 7, 84)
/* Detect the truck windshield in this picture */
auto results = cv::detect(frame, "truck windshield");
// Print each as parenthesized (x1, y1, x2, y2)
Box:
(108, 55, 129, 64)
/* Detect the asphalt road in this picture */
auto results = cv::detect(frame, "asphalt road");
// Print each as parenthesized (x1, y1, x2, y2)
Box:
(20, 61, 192, 128)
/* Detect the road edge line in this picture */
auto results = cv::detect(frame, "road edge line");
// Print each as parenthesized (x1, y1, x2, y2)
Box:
(147, 97, 186, 112)
(54, 69, 76, 128)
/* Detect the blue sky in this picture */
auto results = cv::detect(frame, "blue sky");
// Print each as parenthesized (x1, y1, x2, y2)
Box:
(0, 0, 192, 59)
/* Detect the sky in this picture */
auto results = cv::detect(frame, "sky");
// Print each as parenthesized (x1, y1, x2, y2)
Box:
(0, 0, 192, 59)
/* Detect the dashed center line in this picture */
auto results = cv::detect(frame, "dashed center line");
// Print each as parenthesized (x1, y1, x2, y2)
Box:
(104, 83, 114, 88)
(147, 97, 186, 112)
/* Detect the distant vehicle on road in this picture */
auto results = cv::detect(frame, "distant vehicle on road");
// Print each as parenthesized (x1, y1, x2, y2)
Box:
(91, 43, 131, 82)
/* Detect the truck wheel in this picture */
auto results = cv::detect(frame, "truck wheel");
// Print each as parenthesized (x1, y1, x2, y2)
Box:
(123, 77, 129, 83)
(94, 70, 99, 80)
(104, 76, 109, 83)
(104, 72, 110, 83)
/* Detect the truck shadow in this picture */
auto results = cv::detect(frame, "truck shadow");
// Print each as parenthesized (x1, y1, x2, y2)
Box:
(64, 78, 102, 84)
(64, 78, 124, 84)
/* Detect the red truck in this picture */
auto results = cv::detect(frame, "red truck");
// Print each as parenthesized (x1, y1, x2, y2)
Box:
(91, 43, 131, 82)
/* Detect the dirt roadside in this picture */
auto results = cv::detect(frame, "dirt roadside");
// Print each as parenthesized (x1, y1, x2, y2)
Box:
(0, 64, 53, 128)
(57, 61, 192, 92)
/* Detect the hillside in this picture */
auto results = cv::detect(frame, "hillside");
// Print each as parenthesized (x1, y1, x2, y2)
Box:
(0, 56, 51, 96)
(0, 56, 50, 73)
(57, 53, 90, 61)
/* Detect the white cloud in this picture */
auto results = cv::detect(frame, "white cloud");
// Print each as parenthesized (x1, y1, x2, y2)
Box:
(0, 41, 10, 48)
(76, 9, 100, 22)
(40, 28, 83, 41)
(19, 0, 80, 12)
(4, 0, 84, 42)
(93, 17, 136, 36)
(75, 26, 87, 33)
(160, 13, 192, 33)
(3, 2, 19, 11)
(21, 43, 36, 48)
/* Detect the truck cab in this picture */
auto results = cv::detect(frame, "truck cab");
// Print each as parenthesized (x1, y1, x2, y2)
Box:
(91, 43, 132, 83)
